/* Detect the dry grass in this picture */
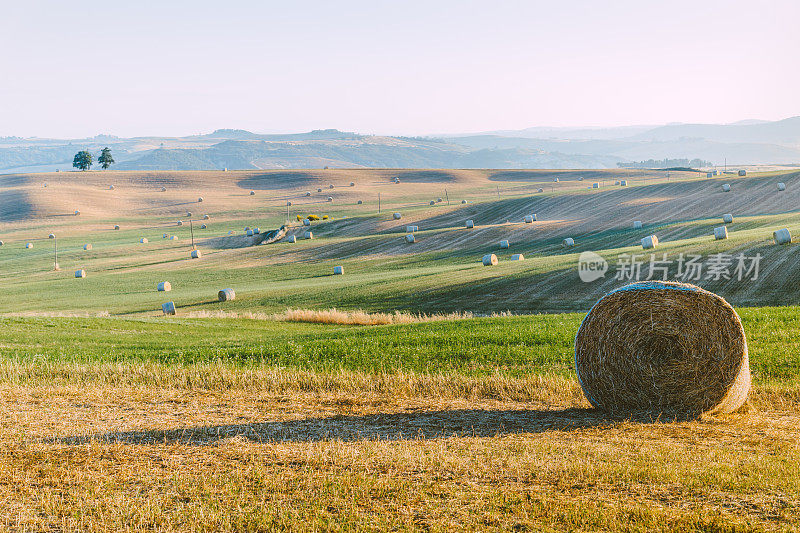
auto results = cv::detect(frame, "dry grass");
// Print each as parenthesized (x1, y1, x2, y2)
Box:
(184, 307, 477, 325)
(0, 363, 798, 531)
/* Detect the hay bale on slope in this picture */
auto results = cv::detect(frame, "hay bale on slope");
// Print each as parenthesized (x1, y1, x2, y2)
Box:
(537, 188, 543, 193)
(523, 215, 536, 223)
(287, 235, 297, 243)
(162, 302, 176, 315)
(482, 254, 498, 266)
(714, 226, 728, 240)
(190, 250, 201, 259)
(465, 220, 474, 229)
(777, 182, 786, 191)
(633, 221, 643, 229)
(140, 238, 148, 243)
(393, 213, 402, 220)
(48, 234, 55, 239)
(562, 238, 575, 247)
(500, 240, 510, 249)
(620, 180, 627, 186)
(723, 214, 734, 224)
(405, 234, 415, 243)
(641, 235, 659, 249)
(114, 225, 120, 230)
(75, 270, 86, 278)
(82, 244, 91, 251)
(169, 235, 178, 240)
(304, 231, 313, 240)
(774, 228, 792, 245)
(198, 197, 204, 202)
(250, 191, 255, 195)
(157, 282, 171, 292)
(574, 281, 750, 416)
(333, 266, 344, 275)
(218, 288, 235, 301)
(722, 184, 731, 192)
(25, 242, 33, 249)
(74, 210, 80, 216)
(510, 254, 524, 261)
(357, 200, 363, 204)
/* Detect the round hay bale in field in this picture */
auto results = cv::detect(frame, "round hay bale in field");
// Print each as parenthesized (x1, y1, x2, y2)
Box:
(305, 191, 312, 197)
(26, 242, 33, 249)
(287, 201, 292, 206)
(714, 226, 728, 240)
(186, 212, 192, 217)
(774, 228, 792, 245)
(253, 228, 260, 234)
(510, 254, 524, 261)
(465, 220, 474, 229)
(461, 199, 467, 204)
(177, 221, 183, 226)
(523, 214, 536, 223)
(578, 177, 584, 181)
(162, 301, 176, 315)
(74, 269, 86, 278)
(109, 185, 114, 190)
(357, 200, 363, 204)
(436, 197, 443, 203)
(114, 225, 120, 230)
(0, 241, 4, 246)
(777, 182, 786, 191)
(287, 235, 297, 243)
(218, 288, 235, 301)
(200, 224, 207, 229)
(327, 196, 333, 202)
(203, 214, 210, 220)
(537, 188, 544, 193)
(140, 238, 148, 243)
(303, 218, 311, 226)
(317, 188, 323, 193)
(574, 281, 751, 416)
(329, 184, 334, 189)
(707, 172, 714, 178)
(394, 177, 400, 183)
(250, 190, 256, 195)
(620, 180, 628, 186)
(197, 197, 204, 203)
(162, 234, 168, 239)
(405, 233, 415, 243)
(350, 182, 355, 187)
(614, 181, 620, 186)
(738, 170, 746, 176)
(482, 254, 498, 266)
(393, 212, 402, 220)
(592, 182, 600, 189)
(406, 225, 418, 232)
(161, 187, 167, 192)
(190, 250, 201, 259)
(157, 281, 171, 292)
(74, 210, 81, 216)
(246, 229, 254, 236)
(641, 235, 659, 249)
(304, 231, 313, 240)
(562, 238, 575, 247)
(169, 235, 178, 240)
(333, 265, 344, 275)
(48, 234, 55, 239)
(722, 184, 731, 192)
(553, 178, 559, 182)
(429, 200, 435, 206)
(722, 214, 734, 224)
(633, 221, 643, 229)
(500, 240, 510, 249)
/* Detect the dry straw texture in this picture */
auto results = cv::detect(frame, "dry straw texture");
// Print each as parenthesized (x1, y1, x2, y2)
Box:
(575, 281, 750, 417)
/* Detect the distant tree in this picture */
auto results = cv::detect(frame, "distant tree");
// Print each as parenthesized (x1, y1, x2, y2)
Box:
(72, 150, 93, 171)
(98, 147, 115, 169)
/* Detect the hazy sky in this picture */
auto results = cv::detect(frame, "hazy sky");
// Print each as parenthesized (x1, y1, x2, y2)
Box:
(2, 0, 799, 138)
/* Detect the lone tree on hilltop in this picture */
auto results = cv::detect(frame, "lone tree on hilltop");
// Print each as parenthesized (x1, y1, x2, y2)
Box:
(72, 150, 93, 171)
(98, 147, 114, 169)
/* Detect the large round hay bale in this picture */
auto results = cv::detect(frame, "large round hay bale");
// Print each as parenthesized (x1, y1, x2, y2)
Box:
(465, 220, 474, 229)
(482, 254, 498, 266)
(190, 249, 201, 259)
(405, 233, 415, 243)
(162, 301, 176, 315)
(287, 235, 297, 243)
(393, 213, 402, 220)
(777, 182, 786, 191)
(200, 224, 207, 229)
(722, 213, 734, 224)
(218, 288, 235, 301)
(306, 191, 312, 197)
(436, 197, 443, 203)
(333, 266, 344, 275)
(562, 238, 575, 247)
(774, 228, 792, 245)
(287, 201, 292, 206)
(304, 231, 313, 240)
(722, 184, 731, 192)
(575, 281, 750, 416)
(109, 184, 115, 190)
(140, 238, 148, 243)
(157, 281, 171, 292)
(75, 269, 86, 278)
(614, 181, 620, 186)
(186, 211, 192, 217)
(0, 241, 3, 246)
(714, 226, 728, 240)
(633, 221, 643, 229)
(253, 228, 260, 234)
(499, 240, 510, 249)
(641, 235, 658, 249)
(26, 242, 33, 249)
(510, 254, 524, 261)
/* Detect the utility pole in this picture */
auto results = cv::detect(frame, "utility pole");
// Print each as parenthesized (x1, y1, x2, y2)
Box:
(496, 185, 500, 198)
(286, 201, 290, 224)
(378, 192, 381, 214)
(190, 219, 195, 250)
(445, 189, 450, 205)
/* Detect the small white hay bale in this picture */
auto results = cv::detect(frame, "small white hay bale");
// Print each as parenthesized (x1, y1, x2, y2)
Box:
(190, 249, 201, 259)
(706, 172, 713, 178)
(140, 238, 148, 243)
(510, 254, 525, 261)
(200, 224, 207, 229)
(722, 214, 734, 224)
(44, 183, 48, 187)
(722, 184, 731, 192)
(0, 241, 3, 246)
(250, 190, 255, 195)
(620, 180, 627, 186)
(405, 233, 415, 243)
(161, 187, 167, 192)
(197, 197, 204, 202)
(350, 182, 355, 187)
(162, 301, 176, 315)
(406, 225, 418, 232)
(436, 197, 443, 203)
(641, 235, 659, 249)
(578, 177, 584, 181)
(357, 200, 363, 204)
(305, 191, 312, 197)
(245, 226, 251, 231)
(246, 229, 254, 236)
(26, 242, 33, 249)
(186, 211, 192, 217)
(461, 199, 467, 204)
(177, 221, 183, 226)
(304, 231, 313, 240)
(537, 188, 543, 193)
(394, 177, 400, 183)
(562, 238, 575, 247)
(287, 235, 297, 243)
(633, 221, 643, 229)
(393, 212, 402, 220)
(592, 182, 600, 189)
(327, 196, 333, 202)
(162, 234, 168, 239)
(303, 219, 311, 226)
(203, 214, 210, 220)
(465, 219, 475, 229)
(169, 235, 178, 240)
(254, 228, 260, 234)
(157, 281, 171, 292)
(83, 243, 92, 250)
(738, 170, 746, 176)
(74, 210, 81, 216)
(429, 200, 435, 205)
(74, 269, 86, 278)
(228, 231, 233, 235)
(317, 188, 323, 192)
(714, 226, 729, 240)
(482, 254, 498, 266)
(523, 215, 536, 223)
(333, 265, 344, 275)
(774, 228, 792, 245)
(500, 240, 510, 249)
(287, 201, 292, 206)
(553, 178, 559, 182)
(218, 288, 235, 301)
(777, 182, 786, 191)
(329, 184, 334, 189)
(109, 185, 114, 190)
(48, 233, 55, 239)
(614, 181, 620, 186)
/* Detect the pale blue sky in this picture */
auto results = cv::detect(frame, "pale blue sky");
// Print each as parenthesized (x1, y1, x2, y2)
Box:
(1, 0, 798, 138)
